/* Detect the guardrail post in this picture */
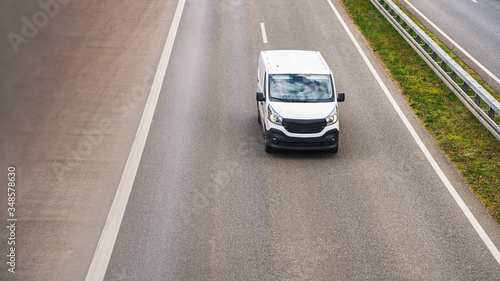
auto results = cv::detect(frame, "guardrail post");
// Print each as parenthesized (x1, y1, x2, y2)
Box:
(475, 94, 481, 106)
(489, 108, 496, 119)
(441, 61, 447, 71)
(462, 82, 469, 93)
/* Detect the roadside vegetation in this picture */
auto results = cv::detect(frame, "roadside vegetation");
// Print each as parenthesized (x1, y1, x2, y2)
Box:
(340, 0, 500, 224)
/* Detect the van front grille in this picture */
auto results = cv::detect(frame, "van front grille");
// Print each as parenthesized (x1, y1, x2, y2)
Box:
(282, 119, 326, 134)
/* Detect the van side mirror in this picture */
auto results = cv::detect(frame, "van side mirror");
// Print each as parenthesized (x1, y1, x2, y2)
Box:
(256, 92, 265, 102)
(337, 92, 345, 102)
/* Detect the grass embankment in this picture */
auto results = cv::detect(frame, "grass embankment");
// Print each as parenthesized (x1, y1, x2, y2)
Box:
(340, 0, 500, 224)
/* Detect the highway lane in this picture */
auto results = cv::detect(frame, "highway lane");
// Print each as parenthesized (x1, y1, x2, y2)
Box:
(103, 0, 500, 280)
(0, 0, 499, 280)
(0, 0, 179, 280)
(397, 0, 500, 92)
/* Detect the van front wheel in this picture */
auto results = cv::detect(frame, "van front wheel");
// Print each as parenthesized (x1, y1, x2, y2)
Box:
(264, 136, 274, 153)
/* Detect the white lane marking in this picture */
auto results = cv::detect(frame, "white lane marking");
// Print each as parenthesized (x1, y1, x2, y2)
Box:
(405, 0, 500, 86)
(260, 22, 268, 44)
(472, 0, 478, 3)
(84, 0, 187, 280)
(327, 0, 500, 266)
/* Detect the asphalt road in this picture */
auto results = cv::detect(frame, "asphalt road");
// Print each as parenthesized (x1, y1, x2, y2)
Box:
(1, 0, 500, 280)
(0, 0, 178, 280)
(397, 0, 500, 92)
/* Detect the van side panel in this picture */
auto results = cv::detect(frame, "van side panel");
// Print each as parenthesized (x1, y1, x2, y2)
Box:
(258, 52, 266, 92)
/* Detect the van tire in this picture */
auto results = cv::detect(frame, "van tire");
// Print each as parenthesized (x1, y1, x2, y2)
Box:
(265, 143, 274, 153)
(264, 135, 274, 153)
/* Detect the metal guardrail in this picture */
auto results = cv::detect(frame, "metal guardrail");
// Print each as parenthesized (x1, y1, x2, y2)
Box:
(370, 0, 500, 141)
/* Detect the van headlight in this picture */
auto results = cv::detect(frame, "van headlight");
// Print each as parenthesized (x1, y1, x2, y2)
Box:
(326, 105, 338, 125)
(268, 105, 283, 125)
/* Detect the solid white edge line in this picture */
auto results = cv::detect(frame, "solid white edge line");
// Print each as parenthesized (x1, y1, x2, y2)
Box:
(326, 0, 500, 265)
(404, 0, 500, 86)
(84, 0, 187, 280)
(260, 22, 268, 44)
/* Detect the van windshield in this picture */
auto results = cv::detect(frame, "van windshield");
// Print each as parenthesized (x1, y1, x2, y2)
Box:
(269, 74, 334, 102)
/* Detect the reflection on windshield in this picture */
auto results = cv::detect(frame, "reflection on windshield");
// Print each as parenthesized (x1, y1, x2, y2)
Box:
(269, 74, 333, 102)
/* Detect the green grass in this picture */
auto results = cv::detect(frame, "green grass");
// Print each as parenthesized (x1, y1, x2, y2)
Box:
(340, 0, 500, 224)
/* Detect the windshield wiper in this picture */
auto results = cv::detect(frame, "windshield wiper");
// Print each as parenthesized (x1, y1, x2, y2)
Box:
(271, 97, 289, 102)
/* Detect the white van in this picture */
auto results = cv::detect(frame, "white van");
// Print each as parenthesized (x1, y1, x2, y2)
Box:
(256, 50, 345, 153)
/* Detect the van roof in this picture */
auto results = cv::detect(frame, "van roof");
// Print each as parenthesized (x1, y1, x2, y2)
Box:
(261, 50, 331, 75)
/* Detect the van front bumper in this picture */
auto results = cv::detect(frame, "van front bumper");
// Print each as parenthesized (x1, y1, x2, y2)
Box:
(266, 128, 339, 151)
